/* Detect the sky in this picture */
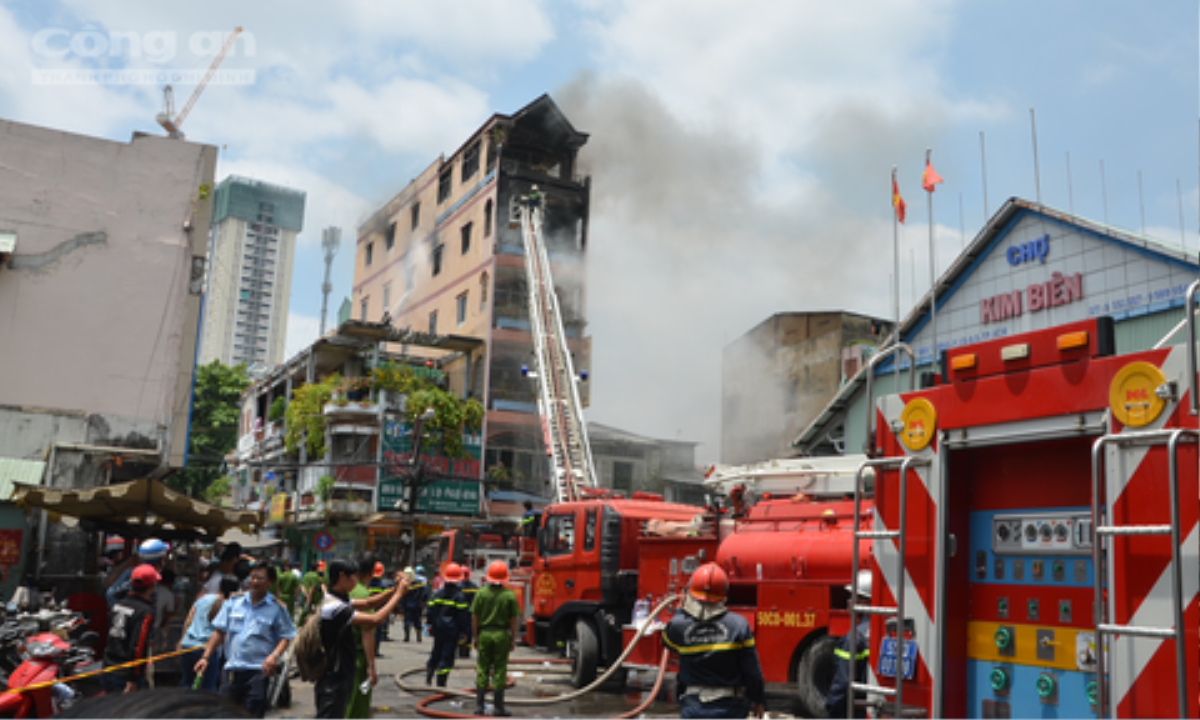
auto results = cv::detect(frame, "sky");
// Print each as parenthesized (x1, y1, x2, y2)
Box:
(2, 1, 1197, 464)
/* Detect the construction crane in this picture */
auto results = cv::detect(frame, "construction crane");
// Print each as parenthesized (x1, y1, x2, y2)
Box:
(156, 26, 243, 140)
(518, 190, 598, 504)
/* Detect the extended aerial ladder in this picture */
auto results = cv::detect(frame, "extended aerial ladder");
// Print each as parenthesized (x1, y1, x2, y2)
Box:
(518, 193, 598, 504)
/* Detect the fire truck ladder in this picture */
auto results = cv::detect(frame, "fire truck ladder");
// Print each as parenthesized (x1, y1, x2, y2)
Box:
(847, 344, 925, 718)
(518, 199, 598, 504)
(850, 454, 930, 719)
(1090, 427, 1196, 719)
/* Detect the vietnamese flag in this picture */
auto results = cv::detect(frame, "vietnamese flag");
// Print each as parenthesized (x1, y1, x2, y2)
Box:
(892, 176, 907, 223)
(922, 158, 944, 192)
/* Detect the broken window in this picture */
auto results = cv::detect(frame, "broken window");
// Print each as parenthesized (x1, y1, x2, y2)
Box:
(385, 223, 395, 251)
(438, 170, 452, 204)
(432, 243, 444, 276)
(411, 202, 421, 231)
(461, 222, 472, 255)
(461, 141, 480, 183)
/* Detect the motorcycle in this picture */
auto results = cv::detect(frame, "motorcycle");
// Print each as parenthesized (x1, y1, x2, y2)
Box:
(0, 613, 100, 718)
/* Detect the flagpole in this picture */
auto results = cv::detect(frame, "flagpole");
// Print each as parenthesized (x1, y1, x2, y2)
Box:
(892, 166, 900, 346)
(926, 148, 937, 370)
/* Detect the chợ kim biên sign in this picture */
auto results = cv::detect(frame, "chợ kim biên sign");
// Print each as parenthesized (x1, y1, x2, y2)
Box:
(981, 234, 1083, 324)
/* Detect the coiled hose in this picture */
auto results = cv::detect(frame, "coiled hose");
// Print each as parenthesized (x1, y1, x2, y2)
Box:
(395, 593, 681, 718)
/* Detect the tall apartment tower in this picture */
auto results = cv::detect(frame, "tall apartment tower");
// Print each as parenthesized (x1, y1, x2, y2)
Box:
(199, 176, 306, 368)
(354, 95, 591, 496)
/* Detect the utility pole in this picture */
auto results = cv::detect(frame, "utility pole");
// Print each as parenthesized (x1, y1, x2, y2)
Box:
(319, 227, 341, 336)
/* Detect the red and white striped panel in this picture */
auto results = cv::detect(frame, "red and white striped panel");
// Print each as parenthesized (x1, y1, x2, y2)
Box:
(871, 393, 943, 716)
(1105, 345, 1200, 718)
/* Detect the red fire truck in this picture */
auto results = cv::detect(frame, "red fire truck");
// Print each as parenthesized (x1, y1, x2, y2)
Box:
(853, 316, 1198, 718)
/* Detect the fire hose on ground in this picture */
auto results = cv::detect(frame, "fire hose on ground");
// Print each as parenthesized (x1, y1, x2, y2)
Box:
(394, 593, 681, 718)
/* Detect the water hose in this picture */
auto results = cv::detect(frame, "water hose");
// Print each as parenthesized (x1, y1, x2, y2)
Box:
(396, 593, 681, 716)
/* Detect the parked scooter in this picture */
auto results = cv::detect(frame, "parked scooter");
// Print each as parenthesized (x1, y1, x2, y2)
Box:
(0, 613, 100, 718)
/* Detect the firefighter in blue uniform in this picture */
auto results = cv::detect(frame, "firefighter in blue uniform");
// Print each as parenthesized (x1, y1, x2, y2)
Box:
(664, 563, 765, 718)
(424, 563, 470, 687)
(826, 570, 872, 719)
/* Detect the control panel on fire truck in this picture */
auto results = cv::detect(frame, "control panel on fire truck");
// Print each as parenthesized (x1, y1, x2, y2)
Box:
(968, 506, 1100, 718)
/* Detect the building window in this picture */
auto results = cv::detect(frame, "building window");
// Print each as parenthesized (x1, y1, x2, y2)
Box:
(461, 141, 480, 183)
(486, 139, 498, 172)
(429, 310, 438, 335)
(456, 292, 468, 325)
(479, 272, 489, 309)
(411, 202, 421, 230)
(360, 297, 369, 321)
(613, 461, 634, 492)
(383, 282, 392, 314)
(432, 243, 444, 276)
(365, 242, 374, 267)
(438, 170, 452, 204)
(484, 200, 493, 237)
(460, 222, 472, 255)
(385, 223, 396, 251)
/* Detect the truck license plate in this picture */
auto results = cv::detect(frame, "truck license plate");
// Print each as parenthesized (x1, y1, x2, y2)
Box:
(877, 636, 917, 680)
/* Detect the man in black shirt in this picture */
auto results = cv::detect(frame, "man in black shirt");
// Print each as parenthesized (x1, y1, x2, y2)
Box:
(314, 558, 409, 719)
(102, 564, 159, 694)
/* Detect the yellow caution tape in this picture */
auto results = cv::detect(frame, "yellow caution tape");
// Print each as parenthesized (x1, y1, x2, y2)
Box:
(2, 647, 199, 694)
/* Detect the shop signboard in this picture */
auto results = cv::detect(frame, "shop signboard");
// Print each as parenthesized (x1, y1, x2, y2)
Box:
(376, 476, 481, 515)
(268, 493, 288, 524)
(379, 419, 482, 515)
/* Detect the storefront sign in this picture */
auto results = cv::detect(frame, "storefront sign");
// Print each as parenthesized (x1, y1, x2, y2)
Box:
(376, 476, 481, 515)
(268, 493, 288, 524)
(381, 420, 482, 480)
(981, 272, 1084, 324)
(1006, 233, 1050, 266)
(0, 530, 21, 583)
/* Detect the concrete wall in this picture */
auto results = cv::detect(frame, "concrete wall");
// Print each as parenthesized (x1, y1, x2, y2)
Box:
(0, 120, 217, 467)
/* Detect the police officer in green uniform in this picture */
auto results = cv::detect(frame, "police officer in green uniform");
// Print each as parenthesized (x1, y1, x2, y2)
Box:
(470, 560, 520, 717)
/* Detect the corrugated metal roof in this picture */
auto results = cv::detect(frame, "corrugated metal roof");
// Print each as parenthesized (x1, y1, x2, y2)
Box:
(0, 458, 46, 501)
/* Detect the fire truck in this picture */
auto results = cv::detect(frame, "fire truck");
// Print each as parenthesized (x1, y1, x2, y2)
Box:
(852, 315, 1198, 718)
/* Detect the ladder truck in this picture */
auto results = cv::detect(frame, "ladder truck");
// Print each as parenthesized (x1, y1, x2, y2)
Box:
(517, 189, 598, 504)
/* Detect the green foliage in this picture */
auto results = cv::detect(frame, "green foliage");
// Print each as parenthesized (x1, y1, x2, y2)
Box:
(268, 396, 286, 422)
(372, 362, 421, 395)
(167, 361, 251, 499)
(204, 475, 234, 506)
(316, 475, 336, 513)
(406, 387, 484, 458)
(284, 374, 341, 458)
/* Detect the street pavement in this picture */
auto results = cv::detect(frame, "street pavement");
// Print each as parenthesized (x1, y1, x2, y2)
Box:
(268, 623, 801, 719)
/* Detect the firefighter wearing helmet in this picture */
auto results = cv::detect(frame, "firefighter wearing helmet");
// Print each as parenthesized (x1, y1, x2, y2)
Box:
(469, 560, 520, 717)
(424, 563, 471, 688)
(826, 570, 872, 719)
(664, 562, 766, 718)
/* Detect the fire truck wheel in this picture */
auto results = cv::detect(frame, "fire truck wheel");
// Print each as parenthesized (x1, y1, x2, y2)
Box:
(794, 632, 839, 718)
(568, 619, 599, 688)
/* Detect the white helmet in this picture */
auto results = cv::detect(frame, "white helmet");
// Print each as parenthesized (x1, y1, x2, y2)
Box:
(138, 538, 169, 562)
(846, 570, 872, 599)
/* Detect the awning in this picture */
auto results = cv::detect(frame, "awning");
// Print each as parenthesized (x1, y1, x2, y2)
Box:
(0, 458, 46, 502)
(10, 477, 262, 542)
(216, 527, 282, 550)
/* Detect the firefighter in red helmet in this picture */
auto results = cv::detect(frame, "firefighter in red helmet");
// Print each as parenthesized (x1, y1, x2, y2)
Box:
(664, 563, 765, 718)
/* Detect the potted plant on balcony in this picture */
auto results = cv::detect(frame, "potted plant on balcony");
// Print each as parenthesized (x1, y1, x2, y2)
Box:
(340, 376, 373, 403)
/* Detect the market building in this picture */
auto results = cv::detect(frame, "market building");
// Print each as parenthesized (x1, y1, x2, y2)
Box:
(0, 119, 216, 596)
(793, 197, 1199, 456)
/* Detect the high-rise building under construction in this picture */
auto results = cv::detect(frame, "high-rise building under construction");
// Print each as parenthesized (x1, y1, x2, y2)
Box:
(199, 175, 306, 368)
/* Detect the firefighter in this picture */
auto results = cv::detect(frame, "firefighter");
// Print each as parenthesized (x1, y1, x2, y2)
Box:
(402, 566, 427, 643)
(424, 563, 470, 687)
(826, 570, 872, 719)
(457, 566, 479, 658)
(664, 563, 765, 719)
(520, 501, 541, 538)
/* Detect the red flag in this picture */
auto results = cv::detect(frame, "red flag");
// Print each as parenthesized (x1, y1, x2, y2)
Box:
(892, 176, 907, 224)
(922, 159, 943, 192)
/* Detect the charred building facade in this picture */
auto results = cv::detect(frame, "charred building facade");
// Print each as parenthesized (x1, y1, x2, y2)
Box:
(354, 95, 591, 496)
